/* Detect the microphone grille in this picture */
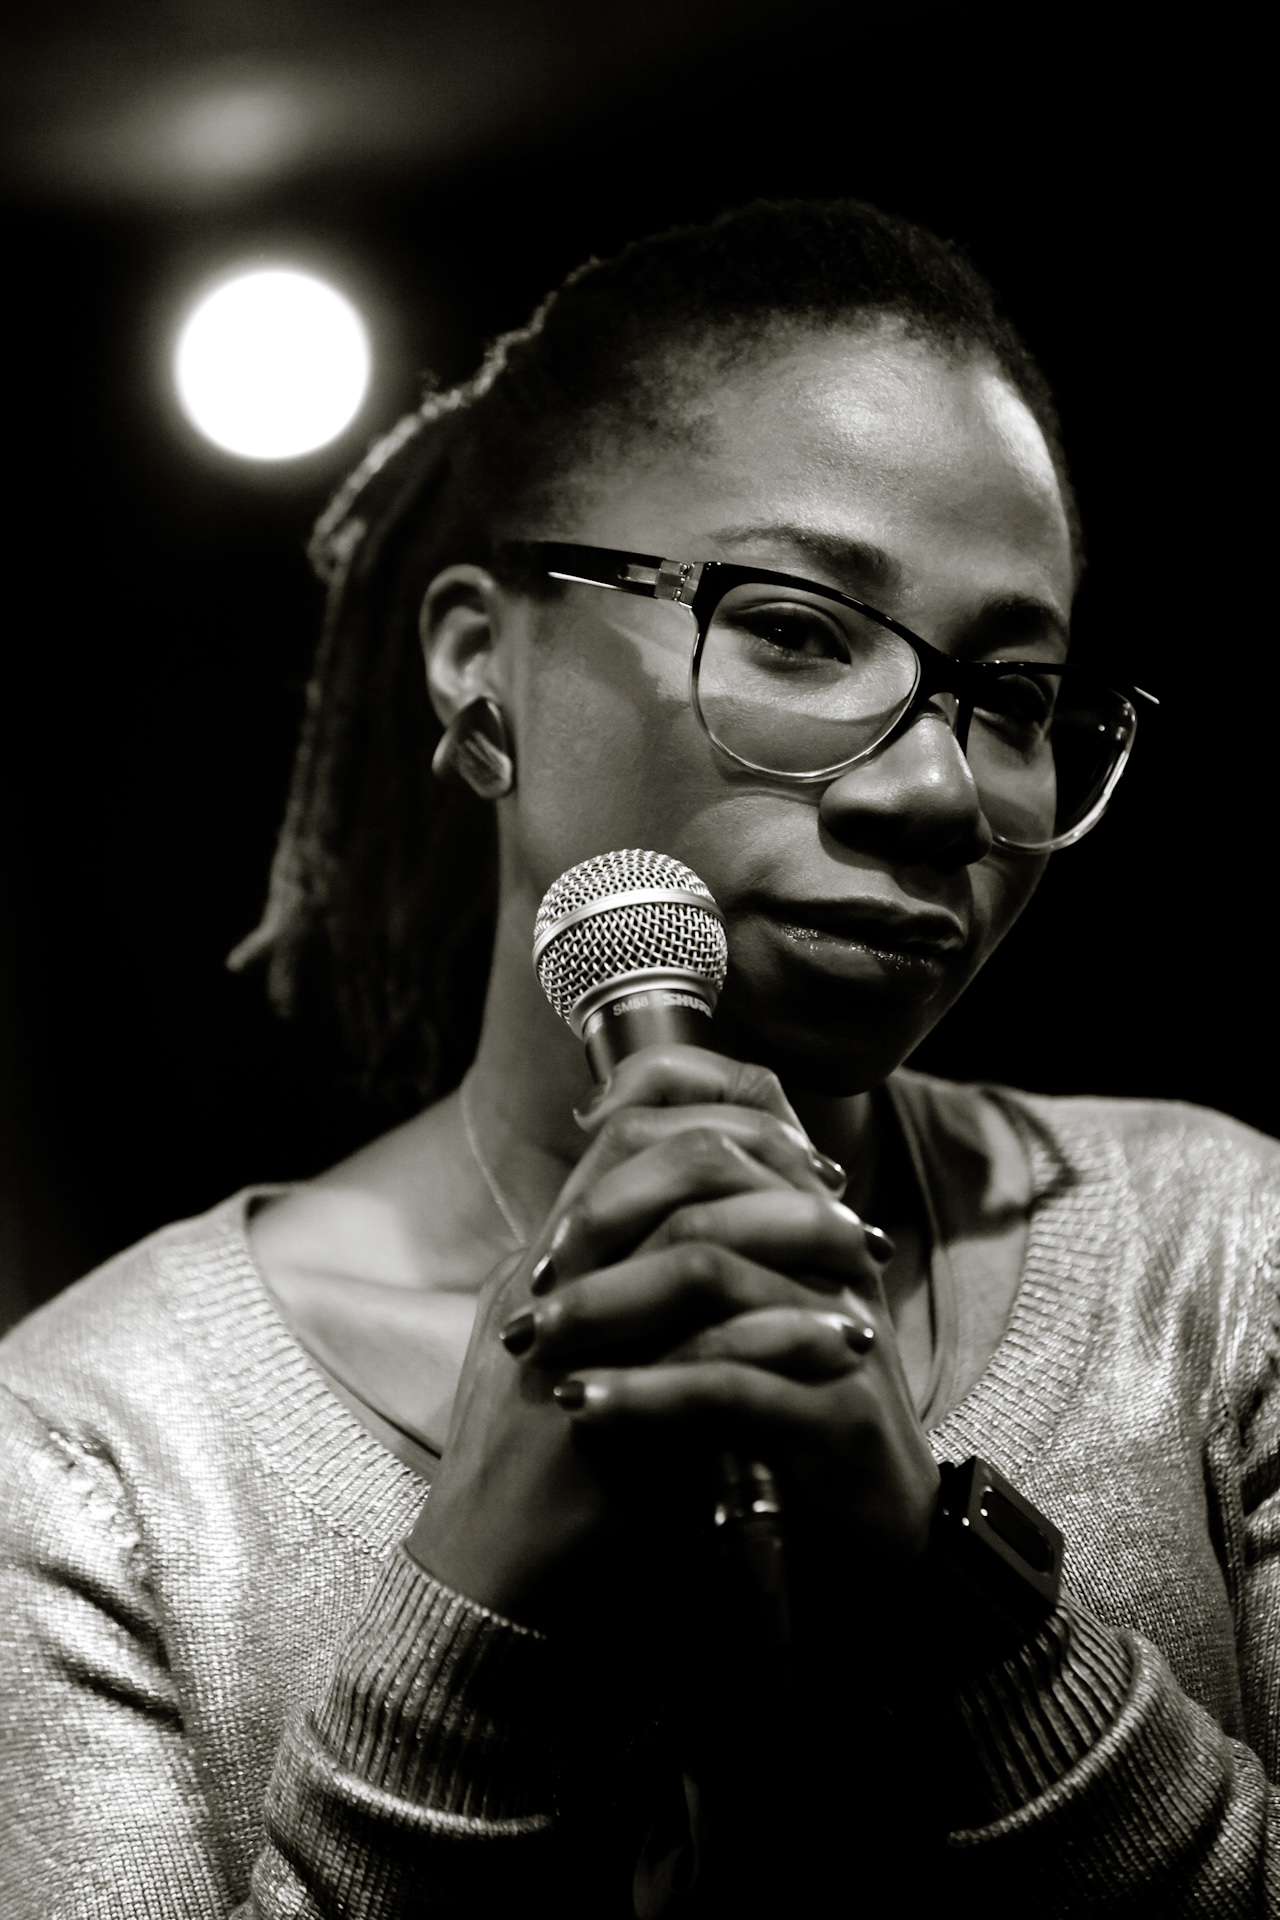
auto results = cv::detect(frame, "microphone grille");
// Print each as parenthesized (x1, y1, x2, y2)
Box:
(534, 849, 728, 1024)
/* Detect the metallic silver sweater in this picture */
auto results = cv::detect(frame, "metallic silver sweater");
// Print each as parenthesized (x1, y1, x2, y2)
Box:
(1, 1081, 1278, 1915)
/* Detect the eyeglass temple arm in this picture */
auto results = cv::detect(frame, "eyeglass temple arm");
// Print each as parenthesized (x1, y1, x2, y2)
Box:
(511, 542, 705, 608)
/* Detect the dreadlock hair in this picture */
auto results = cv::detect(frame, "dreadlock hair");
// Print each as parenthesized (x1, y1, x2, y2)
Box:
(229, 196, 1081, 1116)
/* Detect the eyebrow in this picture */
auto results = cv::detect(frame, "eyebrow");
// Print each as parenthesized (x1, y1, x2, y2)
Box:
(707, 520, 1070, 652)
(708, 522, 903, 597)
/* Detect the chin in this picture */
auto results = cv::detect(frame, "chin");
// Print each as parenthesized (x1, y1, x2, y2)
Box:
(710, 1000, 931, 1098)
(710, 958, 978, 1096)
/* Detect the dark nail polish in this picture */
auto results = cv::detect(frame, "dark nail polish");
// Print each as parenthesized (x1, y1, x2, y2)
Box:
(500, 1309, 536, 1356)
(553, 1379, 586, 1411)
(530, 1254, 557, 1294)
(863, 1223, 896, 1264)
(844, 1321, 876, 1354)
(810, 1149, 847, 1191)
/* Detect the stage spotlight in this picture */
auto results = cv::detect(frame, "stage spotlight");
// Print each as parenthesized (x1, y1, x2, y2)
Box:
(174, 267, 370, 460)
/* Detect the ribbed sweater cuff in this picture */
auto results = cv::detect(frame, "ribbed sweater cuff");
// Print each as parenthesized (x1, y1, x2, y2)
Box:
(950, 1595, 1133, 1817)
(309, 1545, 555, 1824)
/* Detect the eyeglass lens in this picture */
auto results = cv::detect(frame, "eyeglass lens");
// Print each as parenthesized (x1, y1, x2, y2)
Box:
(695, 584, 1134, 849)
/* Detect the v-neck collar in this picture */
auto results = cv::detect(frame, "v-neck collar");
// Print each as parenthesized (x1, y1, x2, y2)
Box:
(909, 1077, 1116, 1477)
(151, 1079, 1118, 1537)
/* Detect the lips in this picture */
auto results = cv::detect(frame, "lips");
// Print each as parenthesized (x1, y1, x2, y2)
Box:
(759, 897, 967, 957)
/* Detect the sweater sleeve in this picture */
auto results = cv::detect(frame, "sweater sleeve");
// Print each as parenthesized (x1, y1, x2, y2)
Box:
(245, 1547, 564, 1916)
(0, 1383, 237, 1916)
(939, 1593, 1277, 1914)
(0, 1384, 577, 1919)
(931, 1254, 1280, 1917)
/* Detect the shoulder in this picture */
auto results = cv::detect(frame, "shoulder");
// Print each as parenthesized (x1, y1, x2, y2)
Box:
(0, 1193, 264, 1433)
(995, 1084, 1280, 1216)
(899, 1069, 1280, 1208)
(904, 1072, 1280, 1405)
(0, 1193, 312, 1541)
(0, 1199, 283, 1535)
(0, 1191, 426, 1564)
(0, 1196, 271, 1598)
(999, 1087, 1280, 1328)
(0, 1199, 424, 1778)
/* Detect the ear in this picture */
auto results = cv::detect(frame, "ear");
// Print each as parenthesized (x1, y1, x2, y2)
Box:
(419, 564, 508, 729)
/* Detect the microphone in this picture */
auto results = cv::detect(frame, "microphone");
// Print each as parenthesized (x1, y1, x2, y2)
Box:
(533, 847, 729, 1080)
(533, 849, 791, 1660)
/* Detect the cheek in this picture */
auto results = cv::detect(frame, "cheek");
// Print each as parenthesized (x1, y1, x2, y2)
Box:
(507, 636, 723, 885)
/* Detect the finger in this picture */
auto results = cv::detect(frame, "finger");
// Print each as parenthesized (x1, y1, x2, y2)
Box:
(575, 1046, 804, 1136)
(550, 1358, 848, 1440)
(538, 1126, 798, 1284)
(569, 1101, 846, 1198)
(665, 1306, 878, 1382)
(505, 1241, 862, 1367)
(642, 1187, 884, 1285)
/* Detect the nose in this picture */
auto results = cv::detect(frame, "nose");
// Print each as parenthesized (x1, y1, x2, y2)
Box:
(817, 696, 994, 870)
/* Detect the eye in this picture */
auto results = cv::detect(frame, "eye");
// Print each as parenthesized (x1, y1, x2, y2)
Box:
(975, 671, 1057, 734)
(730, 601, 852, 665)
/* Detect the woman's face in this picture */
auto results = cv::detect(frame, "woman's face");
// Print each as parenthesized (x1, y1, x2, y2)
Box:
(497, 322, 1075, 1094)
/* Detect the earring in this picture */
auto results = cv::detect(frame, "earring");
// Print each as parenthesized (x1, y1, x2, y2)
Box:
(431, 695, 515, 800)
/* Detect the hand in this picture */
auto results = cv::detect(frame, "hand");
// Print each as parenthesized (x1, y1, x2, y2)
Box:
(408, 1048, 938, 1631)
(542, 1054, 939, 1607)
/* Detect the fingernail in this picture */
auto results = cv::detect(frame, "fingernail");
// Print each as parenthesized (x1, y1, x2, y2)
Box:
(552, 1379, 586, 1410)
(499, 1308, 536, 1355)
(844, 1321, 877, 1354)
(863, 1223, 895, 1264)
(810, 1149, 847, 1192)
(530, 1254, 557, 1295)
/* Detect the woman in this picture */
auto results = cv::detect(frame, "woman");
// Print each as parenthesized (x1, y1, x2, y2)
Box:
(1, 200, 1275, 1915)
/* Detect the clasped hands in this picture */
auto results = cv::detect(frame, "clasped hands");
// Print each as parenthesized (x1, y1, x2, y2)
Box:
(408, 1047, 941, 1636)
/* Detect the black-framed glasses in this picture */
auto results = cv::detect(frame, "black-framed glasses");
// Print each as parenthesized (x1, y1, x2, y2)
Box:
(507, 540, 1157, 855)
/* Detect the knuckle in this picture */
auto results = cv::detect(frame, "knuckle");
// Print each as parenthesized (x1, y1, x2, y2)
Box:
(597, 1108, 651, 1154)
(682, 1125, 739, 1169)
(636, 1045, 686, 1076)
(570, 1191, 608, 1242)
(674, 1239, 733, 1294)
(733, 1062, 785, 1110)
(664, 1204, 716, 1247)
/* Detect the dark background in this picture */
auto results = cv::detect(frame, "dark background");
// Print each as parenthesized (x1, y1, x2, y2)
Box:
(0, 5, 1264, 1331)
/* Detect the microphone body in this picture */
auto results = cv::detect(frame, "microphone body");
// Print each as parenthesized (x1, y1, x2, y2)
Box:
(533, 850, 791, 1661)
(533, 848, 728, 1081)
(579, 985, 717, 1081)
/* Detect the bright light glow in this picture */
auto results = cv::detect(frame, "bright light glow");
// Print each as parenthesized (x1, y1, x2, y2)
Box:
(174, 268, 370, 460)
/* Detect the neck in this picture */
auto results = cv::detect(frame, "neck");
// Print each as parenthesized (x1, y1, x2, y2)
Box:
(460, 898, 598, 1239)
(787, 1089, 880, 1218)
(313, 891, 902, 1296)
(462, 892, 888, 1241)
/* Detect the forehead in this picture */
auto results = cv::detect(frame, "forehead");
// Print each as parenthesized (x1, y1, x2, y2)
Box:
(568, 322, 1074, 623)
